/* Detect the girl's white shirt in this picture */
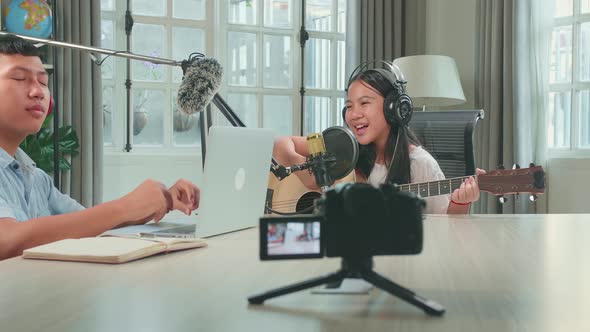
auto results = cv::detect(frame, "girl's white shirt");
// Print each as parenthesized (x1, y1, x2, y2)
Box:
(367, 146, 450, 214)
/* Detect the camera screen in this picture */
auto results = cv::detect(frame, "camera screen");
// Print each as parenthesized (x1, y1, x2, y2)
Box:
(267, 221, 321, 255)
(259, 217, 324, 260)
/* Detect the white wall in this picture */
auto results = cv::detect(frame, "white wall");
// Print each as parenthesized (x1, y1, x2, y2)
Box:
(102, 152, 203, 203)
(546, 159, 590, 213)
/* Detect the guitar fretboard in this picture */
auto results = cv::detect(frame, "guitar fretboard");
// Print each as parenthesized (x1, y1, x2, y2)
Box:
(398, 176, 474, 198)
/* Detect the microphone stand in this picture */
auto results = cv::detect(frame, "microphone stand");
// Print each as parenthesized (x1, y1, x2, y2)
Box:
(306, 154, 337, 192)
(0, 32, 288, 174)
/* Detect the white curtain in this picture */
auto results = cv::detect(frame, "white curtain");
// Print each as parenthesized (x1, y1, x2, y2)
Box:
(474, 0, 554, 214)
(512, 0, 554, 213)
(473, 0, 514, 214)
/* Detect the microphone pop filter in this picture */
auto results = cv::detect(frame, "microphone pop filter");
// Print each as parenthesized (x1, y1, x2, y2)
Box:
(322, 126, 359, 180)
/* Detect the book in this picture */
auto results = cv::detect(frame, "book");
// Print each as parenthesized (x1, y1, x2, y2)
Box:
(22, 236, 207, 264)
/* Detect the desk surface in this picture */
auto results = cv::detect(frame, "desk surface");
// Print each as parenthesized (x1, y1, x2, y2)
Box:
(1, 214, 588, 332)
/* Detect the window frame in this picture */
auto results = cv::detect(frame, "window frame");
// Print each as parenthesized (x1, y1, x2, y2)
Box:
(101, 0, 347, 152)
(217, 0, 347, 135)
(101, 0, 214, 154)
(217, 0, 301, 134)
(548, 1, 590, 158)
(302, 0, 347, 134)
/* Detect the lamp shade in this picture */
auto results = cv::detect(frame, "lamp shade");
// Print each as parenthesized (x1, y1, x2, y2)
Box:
(393, 55, 466, 107)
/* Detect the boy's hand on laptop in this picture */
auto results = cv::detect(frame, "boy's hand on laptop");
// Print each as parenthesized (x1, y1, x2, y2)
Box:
(118, 179, 174, 225)
(168, 179, 200, 215)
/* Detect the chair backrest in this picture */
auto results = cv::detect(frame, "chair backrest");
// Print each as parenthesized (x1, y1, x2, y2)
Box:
(408, 110, 484, 178)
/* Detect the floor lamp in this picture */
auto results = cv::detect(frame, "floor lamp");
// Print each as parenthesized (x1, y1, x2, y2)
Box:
(393, 55, 466, 111)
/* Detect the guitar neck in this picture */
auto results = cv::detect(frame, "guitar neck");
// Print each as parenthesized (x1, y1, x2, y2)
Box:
(398, 176, 473, 198)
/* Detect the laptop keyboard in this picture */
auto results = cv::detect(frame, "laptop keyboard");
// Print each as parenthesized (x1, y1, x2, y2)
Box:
(152, 225, 196, 235)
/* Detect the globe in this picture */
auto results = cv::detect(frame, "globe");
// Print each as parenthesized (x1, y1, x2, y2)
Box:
(4, 0, 53, 38)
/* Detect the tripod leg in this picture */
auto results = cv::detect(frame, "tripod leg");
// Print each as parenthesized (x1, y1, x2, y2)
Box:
(324, 279, 343, 289)
(361, 269, 445, 316)
(248, 271, 345, 304)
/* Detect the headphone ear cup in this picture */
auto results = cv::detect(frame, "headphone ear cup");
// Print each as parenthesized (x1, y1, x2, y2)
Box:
(341, 106, 348, 126)
(395, 93, 413, 126)
(383, 92, 397, 125)
(48, 97, 53, 115)
(383, 91, 413, 126)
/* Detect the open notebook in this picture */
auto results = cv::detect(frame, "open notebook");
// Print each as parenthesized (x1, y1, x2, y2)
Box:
(22, 236, 207, 264)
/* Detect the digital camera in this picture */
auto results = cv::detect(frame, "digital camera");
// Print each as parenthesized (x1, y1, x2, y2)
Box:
(259, 182, 425, 260)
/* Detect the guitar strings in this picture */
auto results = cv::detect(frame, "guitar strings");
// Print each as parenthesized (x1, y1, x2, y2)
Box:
(271, 175, 484, 211)
(269, 170, 541, 213)
(268, 175, 480, 213)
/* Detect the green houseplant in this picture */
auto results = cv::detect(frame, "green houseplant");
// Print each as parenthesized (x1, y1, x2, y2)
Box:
(19, 113, 80, 173)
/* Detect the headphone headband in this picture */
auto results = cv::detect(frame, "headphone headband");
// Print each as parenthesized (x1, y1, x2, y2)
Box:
(343, 59, 414, 127)
(346, 60, 407, 89)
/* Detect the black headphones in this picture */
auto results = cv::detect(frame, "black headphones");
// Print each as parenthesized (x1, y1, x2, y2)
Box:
(342, 60, 413, 127)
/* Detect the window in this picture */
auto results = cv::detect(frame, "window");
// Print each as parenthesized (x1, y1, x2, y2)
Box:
(219, 0, 347, 136)
(101, 0, 347, 151)
(100, 0, 210, 152)
(548, 0, 590, 154)
(303, 0, 347, 134)
(215, 0, 295, 137)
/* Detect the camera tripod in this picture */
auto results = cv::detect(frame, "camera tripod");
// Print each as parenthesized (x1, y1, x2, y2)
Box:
(248, 257, 445, 316)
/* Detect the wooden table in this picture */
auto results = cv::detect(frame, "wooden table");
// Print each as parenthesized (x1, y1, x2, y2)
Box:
(1, 214, 588, 331)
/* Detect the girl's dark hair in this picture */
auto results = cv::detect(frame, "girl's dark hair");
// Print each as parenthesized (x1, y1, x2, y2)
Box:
(347, 69, 421, 185)
(0, 34, 41, 57)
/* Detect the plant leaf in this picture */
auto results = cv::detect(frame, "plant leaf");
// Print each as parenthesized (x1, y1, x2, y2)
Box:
(18, 114, 80, 174)
(59, 156, 72, 171)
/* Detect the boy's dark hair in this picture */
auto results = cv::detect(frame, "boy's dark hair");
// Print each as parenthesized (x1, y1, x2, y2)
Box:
(0, 34, 42, 57)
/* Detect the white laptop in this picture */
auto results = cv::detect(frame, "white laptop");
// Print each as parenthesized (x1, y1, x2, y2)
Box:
(103, 126, 275, 238)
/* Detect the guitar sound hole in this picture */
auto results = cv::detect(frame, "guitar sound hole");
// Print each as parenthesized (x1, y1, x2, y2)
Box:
(296, 192, 321, 214)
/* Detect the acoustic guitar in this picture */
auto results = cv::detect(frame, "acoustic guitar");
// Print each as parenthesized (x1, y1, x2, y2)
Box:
(265, 165, 546, 215)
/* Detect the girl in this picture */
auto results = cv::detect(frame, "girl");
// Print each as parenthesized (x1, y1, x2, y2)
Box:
(273, 67, 483, 214)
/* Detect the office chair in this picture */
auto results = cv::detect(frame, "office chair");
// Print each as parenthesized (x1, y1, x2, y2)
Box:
(408, 110, 484, 178)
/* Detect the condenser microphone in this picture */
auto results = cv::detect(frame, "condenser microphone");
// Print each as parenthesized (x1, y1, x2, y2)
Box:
(176, 57, 223, 115)
(276, 126, 359, 190)
(306, 133, 335, 190)
(321, 126, 359, 181)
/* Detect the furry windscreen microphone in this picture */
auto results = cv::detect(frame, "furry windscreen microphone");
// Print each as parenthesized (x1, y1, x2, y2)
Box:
(176, 57, 223, 115)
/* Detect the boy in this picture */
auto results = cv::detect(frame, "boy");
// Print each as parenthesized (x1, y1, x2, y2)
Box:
(0, 34, 199, 259)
